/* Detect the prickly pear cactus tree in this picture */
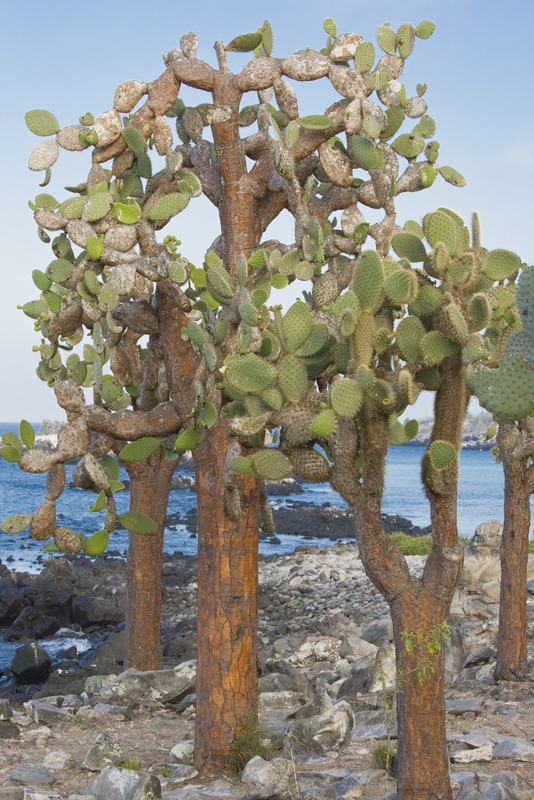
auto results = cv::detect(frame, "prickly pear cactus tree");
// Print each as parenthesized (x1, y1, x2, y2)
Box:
(466, 262, 534, 682)
(2, 17, 494, 784)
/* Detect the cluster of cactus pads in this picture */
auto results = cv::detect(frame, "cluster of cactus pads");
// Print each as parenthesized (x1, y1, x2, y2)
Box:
(2, 17, 526, 551)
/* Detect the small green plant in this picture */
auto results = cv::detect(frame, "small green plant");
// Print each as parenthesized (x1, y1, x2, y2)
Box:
(152, 765, 173, 778)
(122, 756, 142, 771)
(371, 741, 397, 775)
(72, 712, 84, 725)
(389, 532, 433, 556)
(228, 710, 279, 775)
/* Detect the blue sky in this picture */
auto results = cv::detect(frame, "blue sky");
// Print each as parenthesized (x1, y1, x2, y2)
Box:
(0, 0, 532, 422)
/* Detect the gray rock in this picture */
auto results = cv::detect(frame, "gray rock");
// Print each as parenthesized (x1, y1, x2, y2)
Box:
(10, 763, 56, 786)
(445, 698, 484, 716)
(72, 594, 124, 628)
(454, 775, 491, 800)
(43, 749, 77, 769)
(259, 692, 305, 711)
(81, 765, 161, 799)
(10, 640, 52, 684)
(0, 699, 13, 720)
(5, 606, 60, 642)
(259, 673, 298, 693)
(292, 690, 332, 720)
(481, 785, 521, 800)
(351, 709, 397, 742)
(492, 737, 534, 762)
(0, 788, 25, 800)
(29, 699, 73, 725)
(297, 770, 350, 788)
(286, 697, 354, 755)
(338, 636, 378, 660)
(107, 661, 196, 704)
(82, 732, 125, 771)
(93, 703, 133, 721)
(463, 647, 497, 668)
(0, 721, 20, 738)
(336, 670, 371, 699)
(170, 740, 194, 763)
(361, 618, 393, 646)
(241, 756, 298, 800)
(169, 766, 198, 782)
(326, 776, 362, 799)
(367, 641, 396, 693)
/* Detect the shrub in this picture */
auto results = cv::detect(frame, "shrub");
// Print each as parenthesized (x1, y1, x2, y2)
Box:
(389, 532, 433, 556)
(228, 711, 279, 774)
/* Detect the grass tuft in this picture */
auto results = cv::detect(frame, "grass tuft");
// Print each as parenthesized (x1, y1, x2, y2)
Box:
(371, 741, 396, 775)
(228, 710, 279, 775)
(122, 756, 142, 771)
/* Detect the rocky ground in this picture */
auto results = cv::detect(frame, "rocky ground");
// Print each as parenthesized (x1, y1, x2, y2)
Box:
(1, 521, 534, 799)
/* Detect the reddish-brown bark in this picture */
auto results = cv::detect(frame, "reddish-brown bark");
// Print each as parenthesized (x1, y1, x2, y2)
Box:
(193, 421, 260, 773)
(495, 421, 531, 680)
(123, 452, 178, 670)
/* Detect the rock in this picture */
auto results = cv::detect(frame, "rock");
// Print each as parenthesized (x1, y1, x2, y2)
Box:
(107, 661, 196, 704)
(72, 594, 124, 628)
(169, 765, 199, 782)
(10, 640, 52, 684)
(455, 775, 491, 800)
(492, 737, 534, 762)
(0, 788, 25, 800)
(351, 709, 397, 742)
(327, 775, 362, 799)
(451, 743, 493, 763)
(0, 588, 26, 625)
(241, 756, 298, 800)
(5, 606, 61, 642)
(338, 636, 378, 660)
(286, 696, 354, 755)
(29, 699, 73, 725)
(82, 732, 125, 771)
(367, 642, 396, 693)
(258, 691, 305, 710)
(0, 720, 20, 738)
(43, 749, 77, 769)
(361, 618, 393, 646)
(445, 698, 484, 716)
(10, 763, 56, 786)
(259, 672, 298, 693)
(297, 770, 350, 789)
(81, 765, 161, 800)
(0, 698, 13, 719)
(170, 740, 194, 763)
(336, 669, 371, 698)
(292, 691, 333, 721)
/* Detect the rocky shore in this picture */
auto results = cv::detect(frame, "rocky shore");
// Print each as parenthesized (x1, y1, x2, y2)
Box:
(1, 522, 534, 798)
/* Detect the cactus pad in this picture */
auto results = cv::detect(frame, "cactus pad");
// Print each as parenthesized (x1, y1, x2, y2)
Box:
(239, 302, 261, 327)
(330, 379, 364, 418)
(423, 211, 459, 254)
(310, 409, 337, 438)
(226, 355, 277, 394)
(469, 355, 534, 420)
(354, 41, 376, 72)
(353, 311, 376, 368)
(464, 333, 486, 363)
(175, 429, 203, 451)
(384, 269, 417, 304)
(352, 250, 383, 312)
(252, 450, 292, 481)
(388, 416, 406, 445)
(391, 233, 427, 263)
(352, 136, 382, 170)
(404, 419, 419, 440)
(207, 267, 235, 299)
(25, 109, 60, 136)
(298, 324, 329, 357)
(391, 134, 425, 158)
(410, 284, 444, 316)
(288, 448, 330, 482)
(355, 365, 375, 389)
(396, 316, 425, 362)
(278, 354, 308, 403)
(428, 440, 456, 470)
(28, 139, 59, 171)
(468, 293, 492, 331)
(482, 250, 521, 281)
(439, 166, 466, 187)
(504, 330, 534, 368)
(119, 437, 161, 462)
(262, 388, 284, 410)
(445, 304, 469, 345)
(421, 331, 459, 365)
(145, 192, 189, 221)
(1, 514, 33, 534)
(121, 125, 147, 154)
(282, 301, 313, 353)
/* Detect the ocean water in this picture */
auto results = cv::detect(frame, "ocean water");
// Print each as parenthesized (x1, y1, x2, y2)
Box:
(0, 421, 528, 576)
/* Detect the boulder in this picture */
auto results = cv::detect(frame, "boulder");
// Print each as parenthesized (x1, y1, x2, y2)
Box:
(107, 661, 196, 704)
(242, 756, 298, 800)
(445, 698, 484, 717)
(361, 618, 393, 646)
(10, 641, 51, 684)
(170, 740, 194, 763)
(82, 732, 125, 771)
(0, 699, 13, 719)
(0, 787, 25, 799)
(43, 749, 77, 769)
(367, 642, 396, 693)
(72, 594, 124, 628)
(0, 588, 26, 625)
(327, 775, 362, 799)
(6, 606, 60, 642)
(29, 699, 74, 725)
(351, 709, 397, 742)
(492, 737, 534, 762)
(286, 694, 354, 755)
(10, 763, 56, 786)
(0, 721, 20, 738)
(81, 765, 161, 800)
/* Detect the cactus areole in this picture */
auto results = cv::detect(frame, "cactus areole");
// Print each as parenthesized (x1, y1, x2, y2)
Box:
(3, 16, 528, 798)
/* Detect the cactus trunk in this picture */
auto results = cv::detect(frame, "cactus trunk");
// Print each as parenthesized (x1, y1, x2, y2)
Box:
(495, 421, 530, 681)
(124, 453, 177, 670)
(193, 420, 260, 772)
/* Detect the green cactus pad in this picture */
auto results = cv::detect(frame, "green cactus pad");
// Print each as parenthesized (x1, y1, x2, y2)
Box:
(415, 20, 436, 39)
(428, 440, 456, 470)
(391, 233, 427, 263)
(46, 258, 75, 283)
(121, 126, 147, 154)
(32, 270, 52, 291)
(471, 211, 481, 249)
(380, 107, 405, 142)
(282, 301, 313, 353)
(409, 284, 444, 316)
(2, 432, 22, 456)
(289, 448, 330, 482)
(214, 319, 229, 346)
(297, 115, 333, 130)
(469, 355, 534, 420)
(278, 354, 308, 403)
(504, 330, 534, 368)
(515, 265, 534, 330)
(404, 419, 419, 440)
(118, 511, 158, 535)
(252, 450, 292, 481)
(334, 340, 350, 373)
(352, 136, 383, 170)
(423, 211, 459, 254)
(206, 267, 235, 299)
(420, 165, 436, 188)
(83, 270, 101, 295)
(420, 331, 459, 365)
(353, 311, 376, 367)
(352, 251, 383, 312)
(439, 166, 466, 188)
(396, 22, 415, 58)
(330, 379, 364, 418)
(23, 299, 48, 319)
(83, 193, 112, 222)
(0, 446, 21, 463)
(230, 455, 255, 476)
(19, 420, 35, 450)
(310, 409, 337, 438)
(262, 388, 284, 410)
(355, 365, 375, 389)
(119, 437, 161, 462)
(395, 316, 425, 362)
(145, 193, 189, 221)
(244, 396, 269, 417)
(354, 41, 376, 72)
(1, 514, 33, 534)
(468, 293, 492, 331)
(390, 133, 425, 160)
(226, 355, 277, 393)
(447, 255, 473, 285)
(367, 378, 395, 408)
(239, 302, 261, 327)
(481, 249, 521, 281)
(226, 32, 263, 52)
(398, 369, 420, 405)
(445, 304, 469, 345)
(59, 196, 86, 219)
(425, 141, 439, 163)
(25, 109, 60, 136)
(332, 290, 360, 321)
(237, 323, 252, 353)
(338, 308, 356, 337)
(297, 324, 329, 357)
(377, 24, 397, 54)
(417, 366, 441, 390)
(464, 333, 486, 363)
(175, 429, 203, 452)
(389, 417, 406, 446)
(113, 201, 142, 224)
(83, 529, 109, 556)
(384, 269, 417, 304)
